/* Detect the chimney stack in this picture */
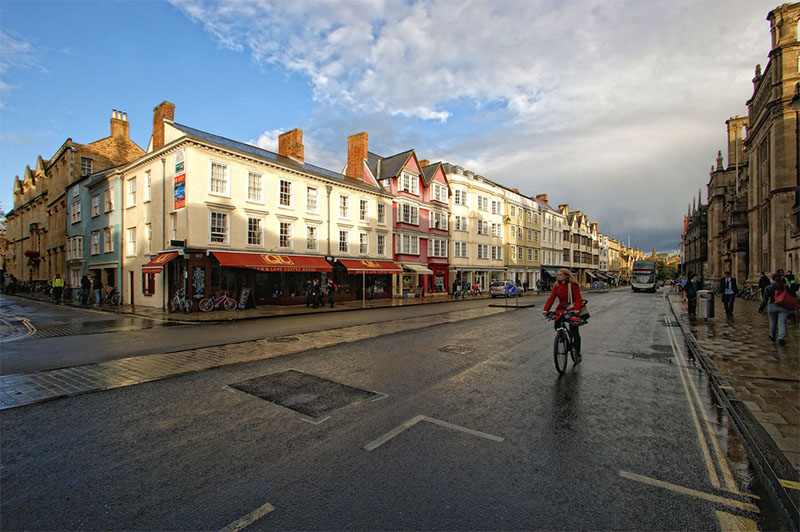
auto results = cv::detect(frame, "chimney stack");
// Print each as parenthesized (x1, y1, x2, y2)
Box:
(278, 128, 304, 163)
(535, 193, 548, 203)
(346, 132, 368, 180)
(110, 109, 130, 139)
(153, 101, 176, 151)
(419, 159, 430, 168)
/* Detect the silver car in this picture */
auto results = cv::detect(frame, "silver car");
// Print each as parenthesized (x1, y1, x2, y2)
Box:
(489, 280, 522, 297)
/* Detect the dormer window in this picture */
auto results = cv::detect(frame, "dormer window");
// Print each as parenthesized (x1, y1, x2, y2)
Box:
(400, 173, 419, 195)
(80, 157, 93, 176)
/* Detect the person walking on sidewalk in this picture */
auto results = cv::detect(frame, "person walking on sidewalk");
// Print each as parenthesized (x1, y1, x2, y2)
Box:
(80, 274, 91, 305)
(92, 275, 103, 307)
(305, 280, 313, 307)
(51, 274, 64, 303)
(684, 273, 699, 317)
(759, 273, 792, 346)
(326, 278, 336, 308)
(758, 271, 770, 300)
(720, 271, 738, 317)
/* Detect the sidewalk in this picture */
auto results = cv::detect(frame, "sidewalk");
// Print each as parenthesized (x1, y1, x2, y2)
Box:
(667, 291, 799, 528)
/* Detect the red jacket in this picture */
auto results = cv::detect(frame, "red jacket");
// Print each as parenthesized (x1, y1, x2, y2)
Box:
(543, 281, 583, 312)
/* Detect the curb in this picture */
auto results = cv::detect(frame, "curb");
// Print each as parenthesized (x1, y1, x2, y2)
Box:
(666, 294, 800, 531)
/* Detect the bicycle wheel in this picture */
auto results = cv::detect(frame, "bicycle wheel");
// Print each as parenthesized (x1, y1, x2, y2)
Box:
(223, 297, 237, 311)
(553, 331, 569, 375)
(181, 299, 192, 314)
(168, 298, 179, 313)
(110, 293, 120, 305)
(199, 298, 214, 312)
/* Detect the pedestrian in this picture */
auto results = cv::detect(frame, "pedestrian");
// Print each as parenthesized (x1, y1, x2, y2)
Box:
(758, 271, 770, 300)
(305, 280, 313, 307)
(719, 271, 738, 318)
(452, 279, 459, 297)
(684, 272, 699, 317)
(311, 279, 322, 308)
(785, 270, 798, 296)
(80, 274, 91, 305)
(758, 273, 794, 346)
(326, 278, 336, 308)
(52, 273, 64, 302)
(93, 274, 103, 306)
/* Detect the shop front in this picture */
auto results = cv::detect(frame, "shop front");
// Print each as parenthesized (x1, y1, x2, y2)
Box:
(428, 263, 449, 294)
(400, 263, 433, 298)
(336, 259, 402, 302)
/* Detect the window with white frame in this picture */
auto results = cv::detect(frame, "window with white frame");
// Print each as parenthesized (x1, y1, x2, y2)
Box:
(359, 232, 368, 254)
(399, 204, 419, 225)
(491, 246, 502, 260)
(400, 234, 419, 254)
(534, 230, 540, 242)
(146, 224, 152, 254)
(279, 222, 292, 248)
(126, 228, 136, 256)
(527, 211, 532, 223)
(454, 189, 467, 206)
(377, 203, 386, 224)
(90, 231, 100, 255)
(306, 186, 318, 213)
(430, 238, 448, 258)
(72, 186, 80, 198)
(510, 205, 516, 217)
(534, 213, 539, 224)
(430, 211, 447, 230)
(104, 227, 113, 253)
(307, 226, 318, 251)
(144, 171, 151, 202)
(248, 172, 263, 203)
(531, 249, 536, 261)
(359, 199, 368, 222)
(210, 211, 228, 244)
(210, 162, 229, 196)
(401, 173, 419, 194)
(491, 200, 500, 214)
(91, 195, 100, 217)
(528, 229, 533, 241)
(339, 195, 349, 218)
(247, 217, 263, 246)
(433, 183, 448, 202)
(71, 201, 81, 223)
(170, 213, 177, 240)
(518, 208, 523, 219)
(454, 241, 468, 258)
(279, 179, 292, 207)
(338, 230, 348, 253)
(518, 227, 523, 239)
(67, 236, 83, 260)
(81, 157, 93, 176)
(103, 189, 113, 212)
(518, 246, 523, 260)
(454, 215, 468, 231)
(491, 223, 501, 237)
(477, 244, 488, 259)
(477, 220, 488, 235)
(127, 177, 136, 207)
(477, 196, 488, 211)
(377, 234, 385, 255)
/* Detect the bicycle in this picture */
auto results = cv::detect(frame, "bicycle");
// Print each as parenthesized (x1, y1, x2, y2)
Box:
(199, 291, 237, 312)
(168, 289, 192, 313)
(546, 310, 587, 375)
(102, 287, 121, 305)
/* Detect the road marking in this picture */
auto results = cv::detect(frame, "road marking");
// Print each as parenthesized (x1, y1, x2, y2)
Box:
(620, 471, 759, 513)
(365, 415, 504, 451)
(0, 312, 36, 343)
(715, 511, 759, 531)
(665, 311, 741, 495)
(371, 392, 388, 402)
(779, 478, 800, 490)
(218, 502, 275, 532)
(301, 416, 330, 425)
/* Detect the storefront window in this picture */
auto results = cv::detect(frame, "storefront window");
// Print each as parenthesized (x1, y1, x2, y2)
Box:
(434, 274, 445, 292)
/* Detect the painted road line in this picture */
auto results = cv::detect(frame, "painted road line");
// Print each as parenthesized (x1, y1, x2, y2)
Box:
(218, 502, 275, 532)
(0, 312, 36, 343)
(715, 511, 759, 532)
(365, 415, 503, 451)
(666, 314, 721, 489)
(620, 471, 760, 513)
(779, 478, 800, 490)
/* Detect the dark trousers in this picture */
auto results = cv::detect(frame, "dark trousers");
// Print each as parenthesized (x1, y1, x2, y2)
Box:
(81, 288, 90, 305)
(722, 293, 735, 316)
(328, 293, 335, 308)
(53, 287, 63, 301)
(553, 321, 581, 354)
(688, 296, 697, 316)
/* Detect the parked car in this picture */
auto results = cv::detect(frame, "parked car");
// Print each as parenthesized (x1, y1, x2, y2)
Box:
(489, 280, 522, 297)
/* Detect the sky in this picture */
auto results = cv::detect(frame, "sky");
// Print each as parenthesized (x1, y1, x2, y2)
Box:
(0, 0, 781, 254)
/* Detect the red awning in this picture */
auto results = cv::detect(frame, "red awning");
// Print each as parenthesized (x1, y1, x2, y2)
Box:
(338, 259, 402, 274)
(211, 252, 332, 272)
(142, 252, 179, 274)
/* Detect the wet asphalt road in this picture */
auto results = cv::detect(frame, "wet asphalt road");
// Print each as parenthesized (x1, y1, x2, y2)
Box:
(0, 290, 783, 530)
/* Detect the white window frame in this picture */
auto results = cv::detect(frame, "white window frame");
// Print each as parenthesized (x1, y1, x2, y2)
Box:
(377, 234, 385, 255)
(400, 234, 419, 255)
(477, 244, 488, 259)
(80, 157, 92, 176)
(279, 179, 293, 208)
(478, 196, 488, 211)
(247, 217, 264, 247)
(104, 189, 114, 212)
(91, 195, 100, 217)
(306, 225, 319, 251)
(126, 228, 136, 257)
(146, 224, 153, 254)
(90, 231, 100, 255)
(306, 186, 319, 213)
(401, 173, 419, 195)
(399, 203, 419, 225)
(209, 161, 230, 197)
(491, 246, 502, 260)
(338, 230, 349, 253)
(339, 195, 350, 219)
(209, 210, 229, 245)
(454, 241, 468, 258)
(454, 189, 468, 206)
(359, 199, 369, 222)
(430, 238, 448, 258)
(430, 211, 448, 230)
(71, 201, 81, 224)
(377, 203, 386, 225)
(144, 171, 151, 203)
(433, 183, 448, 203)
(279, 221, 292, 249)
(454, 215, 468, 232)
(127, 177, 136, 208)
(104, 227, 113, 253)
(248, 172, 264, 204)
(359, 232, 369, 255)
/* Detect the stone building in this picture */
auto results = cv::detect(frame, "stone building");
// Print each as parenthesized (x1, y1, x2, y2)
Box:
(4, 111, 144, 285)
(683, 192, 709, 281)
(743, 2, 800, 279)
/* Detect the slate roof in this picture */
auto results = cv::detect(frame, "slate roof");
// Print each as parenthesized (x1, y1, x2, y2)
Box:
(170, 122, 387, 195)
(421, 162, 444, 186)
(366, 150, 415, 181)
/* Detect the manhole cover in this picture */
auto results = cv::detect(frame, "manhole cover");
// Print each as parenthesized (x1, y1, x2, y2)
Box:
(439, 345, 476, 355)
(229, 370, 378, 418)
(268, 335, 300, 343)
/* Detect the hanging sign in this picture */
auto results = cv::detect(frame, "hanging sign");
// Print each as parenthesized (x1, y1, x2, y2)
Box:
(174, 149, 185, 209)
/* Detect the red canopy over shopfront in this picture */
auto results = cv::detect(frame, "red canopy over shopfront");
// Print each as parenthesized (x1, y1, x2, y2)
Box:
(142, 252, 179, 274)
(337, 259, 402, 274)
(211, 251, 332, 272)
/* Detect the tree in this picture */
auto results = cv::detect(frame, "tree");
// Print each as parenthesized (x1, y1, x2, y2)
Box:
(656, 259, 677, 281)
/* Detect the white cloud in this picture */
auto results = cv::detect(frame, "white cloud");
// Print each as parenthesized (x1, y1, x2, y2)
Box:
(171, 0, 778, 251)
(0, 31, 46, 109)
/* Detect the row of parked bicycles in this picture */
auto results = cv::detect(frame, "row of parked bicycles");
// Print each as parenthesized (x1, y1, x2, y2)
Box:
(168, 289, 238, 313)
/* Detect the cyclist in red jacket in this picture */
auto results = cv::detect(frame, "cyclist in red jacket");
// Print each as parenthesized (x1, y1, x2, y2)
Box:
(542, 268, 584, 361)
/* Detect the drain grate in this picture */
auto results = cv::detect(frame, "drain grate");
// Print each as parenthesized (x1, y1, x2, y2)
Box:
(30, 320, 129, 339)
(268, 335, 300, 343)
(439, 345, 476, 355)
(229, 370, 378, 418)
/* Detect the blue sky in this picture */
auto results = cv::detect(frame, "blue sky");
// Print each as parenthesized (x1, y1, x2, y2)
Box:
(0, 0, 779, 253)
